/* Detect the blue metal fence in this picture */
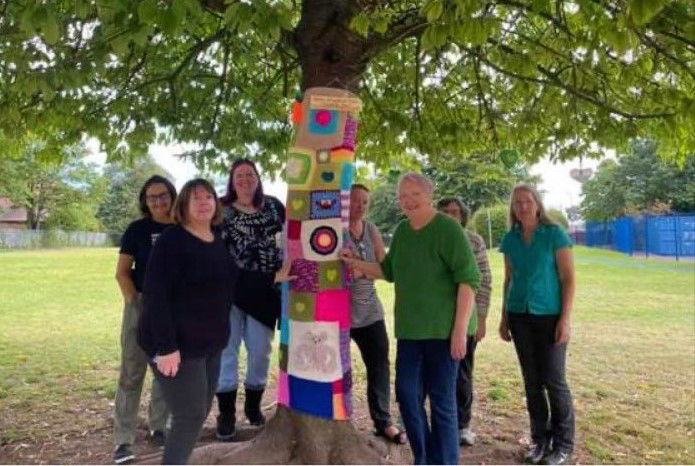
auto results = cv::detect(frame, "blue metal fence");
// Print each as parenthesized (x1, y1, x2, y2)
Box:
(584, 214, 695, 260)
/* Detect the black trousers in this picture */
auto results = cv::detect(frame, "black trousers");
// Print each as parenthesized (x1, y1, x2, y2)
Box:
(152, 352, 221, 464)
(351, 319, 392, 432)
(508, 313, 575, 452)
(456, 336, 478, 429)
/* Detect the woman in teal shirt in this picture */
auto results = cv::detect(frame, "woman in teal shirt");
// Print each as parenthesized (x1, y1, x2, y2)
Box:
(498, 184, 576, 466)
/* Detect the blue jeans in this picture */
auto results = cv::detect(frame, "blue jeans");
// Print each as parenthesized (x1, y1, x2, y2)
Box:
(217, 305, 274, 393)
(396, 339, 459, 465)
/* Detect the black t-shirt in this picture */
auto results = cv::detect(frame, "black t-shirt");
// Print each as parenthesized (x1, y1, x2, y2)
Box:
(138, 225, 239, 359)
(119, 217, 172, 292)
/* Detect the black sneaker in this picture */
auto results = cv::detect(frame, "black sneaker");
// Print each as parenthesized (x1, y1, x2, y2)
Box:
(542, 449, 573, 465)
(114, 444, 135, 465)
(216, 413, 236, 441)
(149, 430, 166, 447)
(524, 443, 548, 465)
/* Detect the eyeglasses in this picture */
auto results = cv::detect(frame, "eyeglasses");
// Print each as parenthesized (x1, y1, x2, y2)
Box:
(146, 193, 171, 203)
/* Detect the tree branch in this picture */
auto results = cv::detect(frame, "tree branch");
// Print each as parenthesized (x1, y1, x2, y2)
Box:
(536, 64, 675, 119)
(205, 38, 230, 150)
(632, 29, 695, 80)
(494, 0, 574, 37)
(364, 8, 427, 59)
(473, 52, 498, 144)
(413, 35, 422, 129)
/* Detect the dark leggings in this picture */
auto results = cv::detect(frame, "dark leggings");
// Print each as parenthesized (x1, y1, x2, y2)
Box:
(350, 319, 393, 432)
(152, 352, 221, 464)
(508, 313, 575, 452)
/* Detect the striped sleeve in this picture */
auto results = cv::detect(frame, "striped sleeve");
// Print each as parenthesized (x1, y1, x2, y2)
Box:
(467, 231, 492, 317)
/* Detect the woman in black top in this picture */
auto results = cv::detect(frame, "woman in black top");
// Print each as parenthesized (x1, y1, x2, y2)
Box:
(215, 158, 291, 440)
(138, 179, 238, 465)
(113, 175, 176, 464)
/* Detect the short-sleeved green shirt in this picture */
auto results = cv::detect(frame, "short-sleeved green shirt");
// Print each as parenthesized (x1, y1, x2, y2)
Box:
(499, 223, 573, 315)
(380, 213, 481, 339)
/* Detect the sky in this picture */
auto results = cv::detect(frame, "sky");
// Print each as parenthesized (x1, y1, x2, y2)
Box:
(86, 139, 606, 212)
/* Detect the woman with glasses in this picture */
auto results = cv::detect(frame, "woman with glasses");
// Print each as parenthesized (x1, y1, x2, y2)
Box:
(113, 175, 176, 465)
(348, 184, 406, 444)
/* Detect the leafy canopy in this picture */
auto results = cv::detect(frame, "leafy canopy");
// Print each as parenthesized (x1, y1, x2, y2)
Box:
(1, 0, 693, 174)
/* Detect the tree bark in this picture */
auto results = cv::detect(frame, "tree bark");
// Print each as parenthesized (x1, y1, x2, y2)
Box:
(293, 0, 369, 93)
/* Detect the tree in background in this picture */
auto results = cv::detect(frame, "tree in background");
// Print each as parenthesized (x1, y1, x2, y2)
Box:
(97, 156, 173, 237)
(368, 157, 538, 238)
(581, 140, 695, 221)
(0, 140, 106, 231)
(425, 155, 541, 210)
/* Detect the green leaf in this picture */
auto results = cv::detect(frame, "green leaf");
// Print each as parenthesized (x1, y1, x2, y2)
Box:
(75, 0, 91, 20)
(131, 24, 152, 47)
(137, 0, 158, 24)
(42, 11, 60, 45)
(20, 5, 36, 33)
(423, 0, 444, 23)
(629, 0, 667, 26)
(171, 0, 187, 20)
(31, 6, 49, 31)
(350, 13, 370, 37)
(110, 35, 130, 56)
(224, 3, 242, 27)
(160, 8, 181, 35)
(421, 26, 436, 50)
(374, 17, 389, 34)
(532, 0, 549, 12)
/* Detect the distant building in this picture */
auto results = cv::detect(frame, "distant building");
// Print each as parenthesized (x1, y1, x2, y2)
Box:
(0, 197, 28, 230)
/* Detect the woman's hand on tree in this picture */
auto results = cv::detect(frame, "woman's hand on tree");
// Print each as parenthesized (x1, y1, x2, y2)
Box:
(274, 261, 298, 283)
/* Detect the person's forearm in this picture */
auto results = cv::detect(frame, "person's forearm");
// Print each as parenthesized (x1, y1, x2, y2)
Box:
(501, 276, 510, 314)
(453, 284, 475, 336)
(560, 276, 575, 320)
(353, 259, 384, 280)
(116, 273, 137, 301)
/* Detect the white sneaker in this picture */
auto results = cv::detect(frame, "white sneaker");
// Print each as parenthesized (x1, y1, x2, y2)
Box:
(459, 427, 476, 446)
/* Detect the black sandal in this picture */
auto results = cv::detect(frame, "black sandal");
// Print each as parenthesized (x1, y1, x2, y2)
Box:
(375, 426, 407, 445)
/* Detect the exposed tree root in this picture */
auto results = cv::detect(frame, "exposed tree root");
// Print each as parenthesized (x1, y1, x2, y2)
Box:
(189, 406, 400, 464)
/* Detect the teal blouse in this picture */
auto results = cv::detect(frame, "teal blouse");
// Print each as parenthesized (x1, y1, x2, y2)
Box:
(499, 223, 573, 315)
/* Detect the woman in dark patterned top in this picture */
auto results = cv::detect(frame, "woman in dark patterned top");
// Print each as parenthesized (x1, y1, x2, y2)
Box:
(215, 158, 294, 440)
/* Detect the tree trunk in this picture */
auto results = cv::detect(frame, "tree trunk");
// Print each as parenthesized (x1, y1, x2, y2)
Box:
(190, 6, 403, 464)
(293, 0, 369, 93)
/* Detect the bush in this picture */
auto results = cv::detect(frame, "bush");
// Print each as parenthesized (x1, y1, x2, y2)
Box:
(547, 208, 569, 229)
(471, 204, 509, 248)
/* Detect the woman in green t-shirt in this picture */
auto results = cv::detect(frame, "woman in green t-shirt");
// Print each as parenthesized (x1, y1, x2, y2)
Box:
(498, 184, 576, 466)
(342, 173, 480, 465)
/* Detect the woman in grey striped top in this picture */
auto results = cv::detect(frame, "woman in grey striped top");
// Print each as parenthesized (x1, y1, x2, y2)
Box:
(349, 184, 406, 444)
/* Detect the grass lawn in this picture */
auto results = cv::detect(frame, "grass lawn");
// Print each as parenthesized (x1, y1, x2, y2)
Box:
(0, 246, 693, 463)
